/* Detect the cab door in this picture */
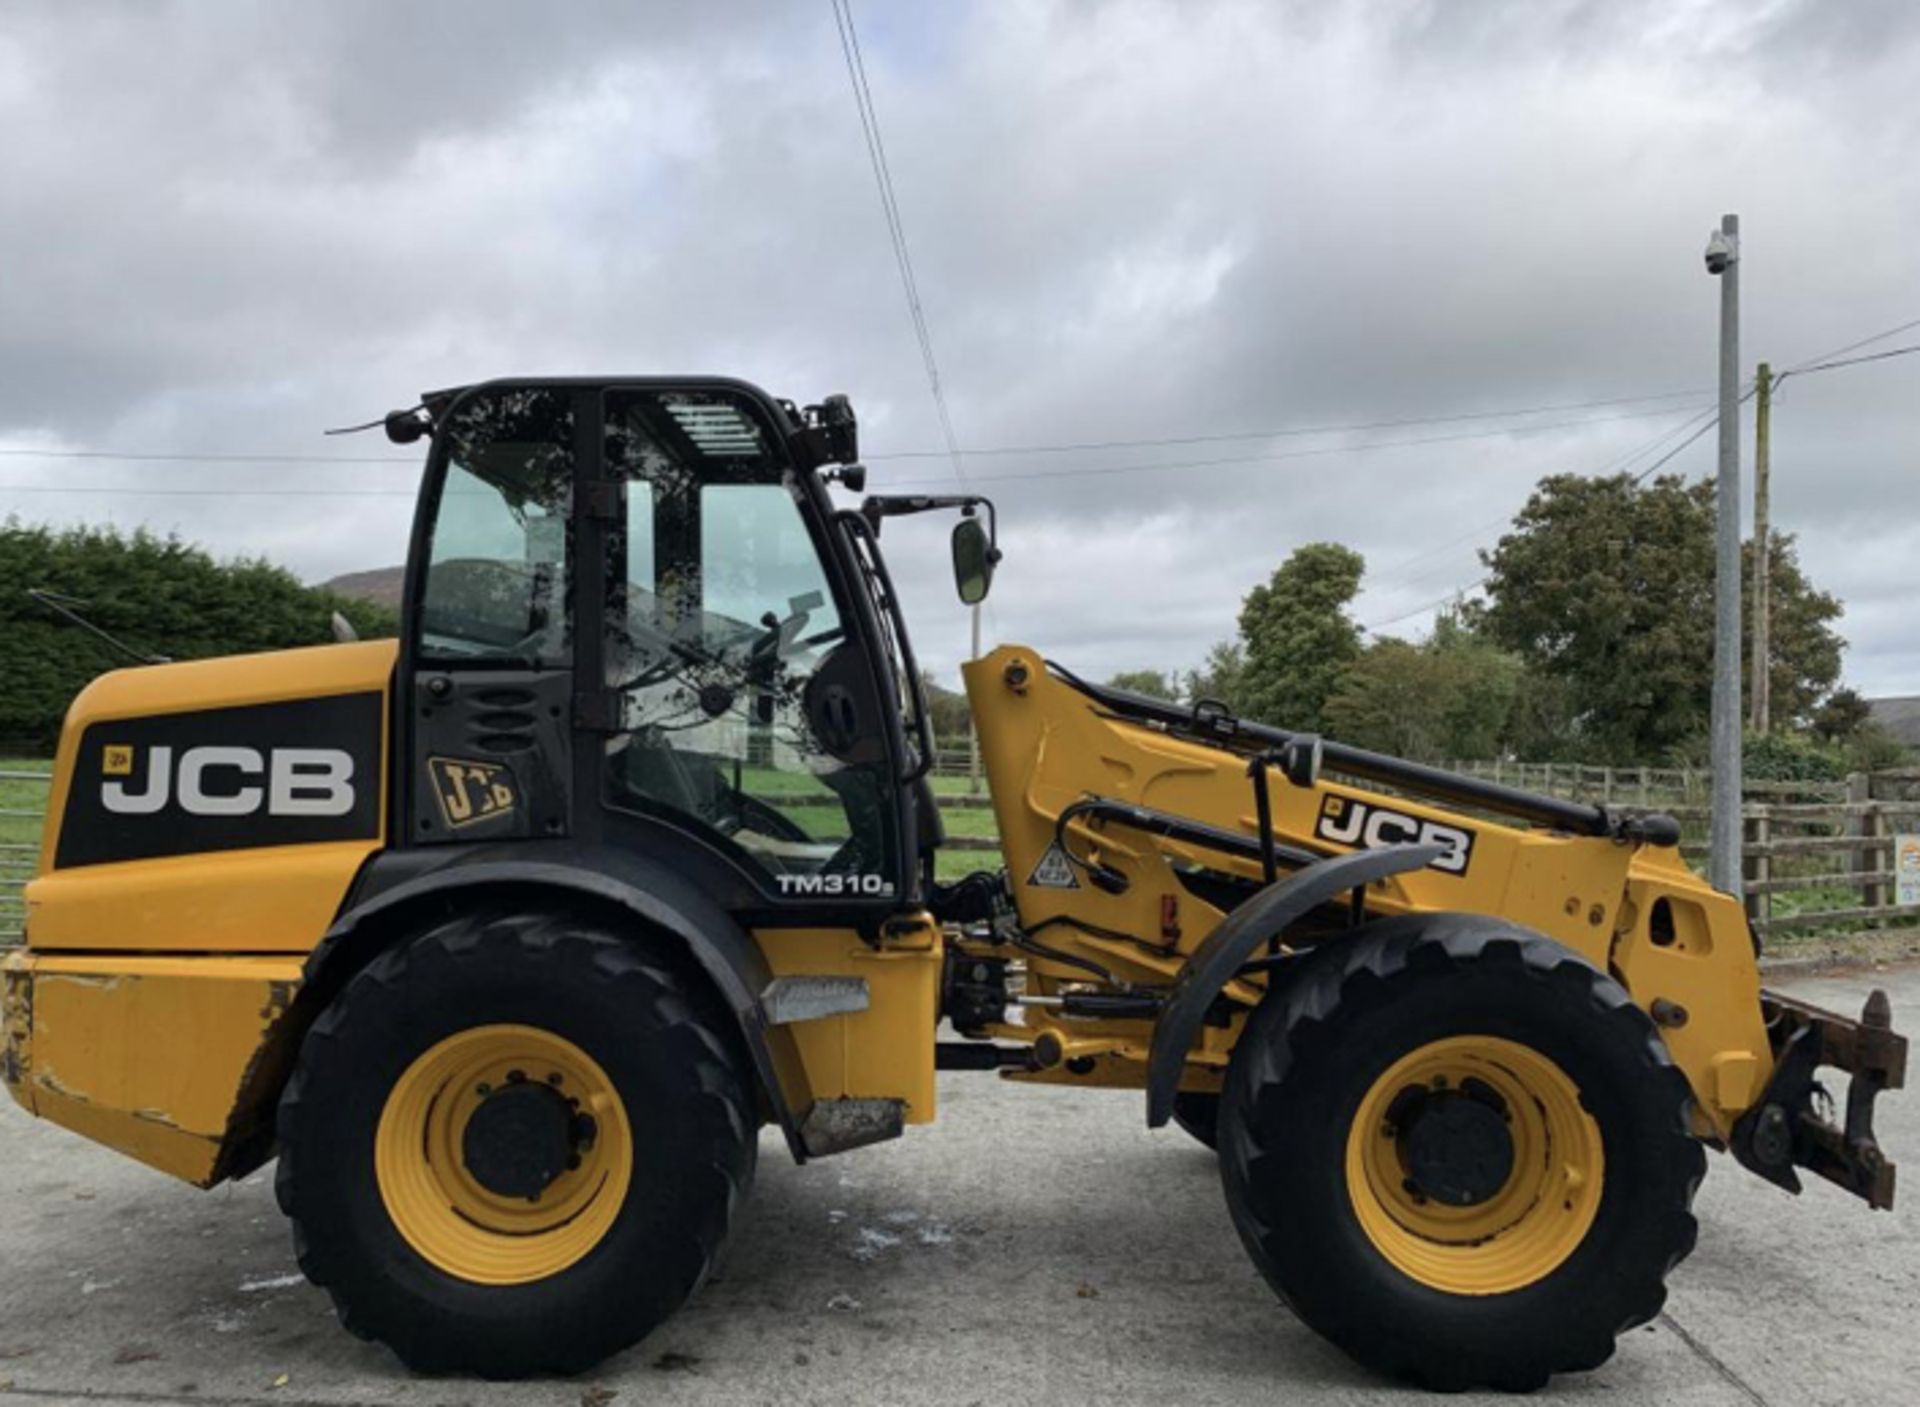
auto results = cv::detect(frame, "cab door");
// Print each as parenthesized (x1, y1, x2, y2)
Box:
(402, 384, 578, 845)
(587, 384, 910, 919)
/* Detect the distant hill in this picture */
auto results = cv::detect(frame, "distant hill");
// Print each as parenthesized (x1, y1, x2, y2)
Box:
(321, 566, 405, 610)
(1868, 696, 1920, 748)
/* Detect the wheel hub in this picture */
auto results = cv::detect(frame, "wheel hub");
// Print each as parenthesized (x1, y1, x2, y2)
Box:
(1394, 1081, 1515, 1207)
(461, 1080, 581, 1201)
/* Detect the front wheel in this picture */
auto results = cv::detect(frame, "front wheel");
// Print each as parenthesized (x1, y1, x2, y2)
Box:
(1219, 915, 1705, 1391)
(276, 910, 757, 1376)
(1171, 1092, 1221, 1151)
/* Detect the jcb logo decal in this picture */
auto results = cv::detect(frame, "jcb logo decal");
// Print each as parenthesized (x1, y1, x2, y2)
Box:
(58, 692, 383, 870)
(100, 745, 356, 817)
(1314, 796, 1474, 876)
(429, 757, 518, 828)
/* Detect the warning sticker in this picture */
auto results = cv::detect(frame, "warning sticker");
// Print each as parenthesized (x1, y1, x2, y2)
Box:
(1026, 841, 1080, 890)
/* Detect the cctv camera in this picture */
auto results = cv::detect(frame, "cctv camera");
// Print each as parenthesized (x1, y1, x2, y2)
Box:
(1704, 230, 1737, 275)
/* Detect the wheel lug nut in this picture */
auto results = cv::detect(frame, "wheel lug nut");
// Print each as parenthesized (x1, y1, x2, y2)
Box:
(508, 1069, 527, 1084)
(475, 1083, 491, 1096)
(547, 1072, 564, 1086)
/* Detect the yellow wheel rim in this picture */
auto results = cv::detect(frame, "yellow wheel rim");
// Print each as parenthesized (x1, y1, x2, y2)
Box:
(1345, 1035, 1603, 1296)
(375, 1024, 633, 1286)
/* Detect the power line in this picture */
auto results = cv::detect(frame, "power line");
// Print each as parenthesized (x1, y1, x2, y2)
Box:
(0, 326, 1907, 501)
(860, 385, 1714, 461)
(1359, 403, 1725, 597)
(1785, 342, 1920, 377)
(1781, 315, 1920, 373)
(830, 0, 965, 486)
(0, 483, 417, 498)
(0, 338, 1903, 482)
(1362, 576, 1492, 634)
(0, 447, 415, 466)
(878, 403, 1710, 490)
(0, 388, 1706, 472)
(1628, 400, 1742, 483)
(1358, 409, 1732, 632)
(1360, 392, 1755, 633)
(0, 402, 1715, 499)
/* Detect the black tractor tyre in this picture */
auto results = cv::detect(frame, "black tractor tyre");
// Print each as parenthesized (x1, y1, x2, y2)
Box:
(1218, 913, 1705, 1392)
(275, 909, 758, 1377)
(1171, 1092, 1221, 1150)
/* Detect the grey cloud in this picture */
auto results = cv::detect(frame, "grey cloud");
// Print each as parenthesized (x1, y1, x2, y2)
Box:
(1, 0, 1915, 701)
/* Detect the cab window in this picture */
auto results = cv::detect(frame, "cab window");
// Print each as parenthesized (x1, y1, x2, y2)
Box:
(415, 388, 573, 664)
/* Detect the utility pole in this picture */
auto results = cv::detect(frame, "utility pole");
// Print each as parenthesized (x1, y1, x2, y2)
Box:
(1749, 362, 1772, 733)
(1704, 214, 1743, 898)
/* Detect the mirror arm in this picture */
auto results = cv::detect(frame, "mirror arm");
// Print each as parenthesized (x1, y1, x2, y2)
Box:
(860, 492, 999, 543)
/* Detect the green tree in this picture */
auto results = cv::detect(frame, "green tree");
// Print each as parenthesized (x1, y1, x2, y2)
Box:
(1844, 724, 1912, 772)
(1471, 474, 1844, 763)
(1752, 533, 1842, 729)
(1236, 543, 1365, 731)
(0, 520, 398, 753)
(920, 670, 972, 748)
(1809, 686, 1872, 743)
(1105, 668, 1178, 701)
(1184, 640, 1245, 711)
(1324, 615, 1522, 760)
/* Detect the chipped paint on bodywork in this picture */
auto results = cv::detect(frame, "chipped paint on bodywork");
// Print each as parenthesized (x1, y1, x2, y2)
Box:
(4, 952, 306, 1186)
(259, 980, 297, 1025)
(2, 953, 33, 1109)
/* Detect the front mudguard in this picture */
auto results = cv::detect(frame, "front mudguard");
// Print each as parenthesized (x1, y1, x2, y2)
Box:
(1144, 843, 1446, 1128)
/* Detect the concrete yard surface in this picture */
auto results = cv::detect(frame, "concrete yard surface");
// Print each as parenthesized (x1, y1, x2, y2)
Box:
(1, 962, 1916, 1407)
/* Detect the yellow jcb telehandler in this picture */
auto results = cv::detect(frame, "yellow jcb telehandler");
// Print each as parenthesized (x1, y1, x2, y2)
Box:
(3, 377, 1905, 1389)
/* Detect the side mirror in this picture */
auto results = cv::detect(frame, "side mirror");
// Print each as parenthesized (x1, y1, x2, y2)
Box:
(952, 517, 996, 604)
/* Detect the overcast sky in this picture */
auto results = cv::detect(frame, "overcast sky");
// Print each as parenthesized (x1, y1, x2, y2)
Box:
(2, 0, 1916, 701)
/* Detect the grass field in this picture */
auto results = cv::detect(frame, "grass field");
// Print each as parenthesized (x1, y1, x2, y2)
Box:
(0, 759, 49, 847)
(1, 758, 51, 938)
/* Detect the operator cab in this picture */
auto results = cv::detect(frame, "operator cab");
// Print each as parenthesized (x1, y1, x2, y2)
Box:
(392, 378, 992, 925)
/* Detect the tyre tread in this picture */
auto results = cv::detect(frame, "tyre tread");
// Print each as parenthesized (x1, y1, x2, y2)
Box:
(274, 907, 756, 1376)
(1219, 914, 1705, 1391)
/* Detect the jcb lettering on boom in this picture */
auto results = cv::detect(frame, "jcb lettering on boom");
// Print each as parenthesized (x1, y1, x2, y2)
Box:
(1315, 795, 1475, 875)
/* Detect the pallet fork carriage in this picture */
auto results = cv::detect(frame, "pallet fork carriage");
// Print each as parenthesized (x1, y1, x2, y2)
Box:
(3, 376, 1906, 1389)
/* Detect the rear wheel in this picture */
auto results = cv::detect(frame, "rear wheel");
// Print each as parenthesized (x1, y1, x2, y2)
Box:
(1219, 915, 1704, 1391)
(276, 909, 757, 1376)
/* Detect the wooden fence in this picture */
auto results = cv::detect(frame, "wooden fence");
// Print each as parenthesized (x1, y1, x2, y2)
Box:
(0, 768, 46, 945)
